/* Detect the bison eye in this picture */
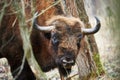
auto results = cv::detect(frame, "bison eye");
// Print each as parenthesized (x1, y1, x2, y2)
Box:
(52, 37, 59, 45)
(51, 33, 60, 51)
(77, 34, 83, 48)
(51, 33, 60, 46)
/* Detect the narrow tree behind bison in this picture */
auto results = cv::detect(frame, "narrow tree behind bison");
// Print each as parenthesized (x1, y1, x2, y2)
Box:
(0, 0, 101, 80)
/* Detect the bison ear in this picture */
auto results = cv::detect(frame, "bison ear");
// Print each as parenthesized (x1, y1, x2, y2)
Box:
(44, 33, 51, 40)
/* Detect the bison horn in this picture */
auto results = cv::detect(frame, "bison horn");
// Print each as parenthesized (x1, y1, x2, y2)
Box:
(81, 17, 101, 35)
(33, 12, 55, 32)
(34, 24, 55, 32)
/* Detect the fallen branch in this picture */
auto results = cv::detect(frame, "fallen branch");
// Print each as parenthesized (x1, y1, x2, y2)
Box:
(66, 73, 79, 80)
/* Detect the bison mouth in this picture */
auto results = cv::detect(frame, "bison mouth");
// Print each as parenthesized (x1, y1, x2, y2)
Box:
(55, 54, 75, 76)
(61, 56, 75, 69)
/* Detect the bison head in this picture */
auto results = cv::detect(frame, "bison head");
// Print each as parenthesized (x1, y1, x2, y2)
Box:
(33, 15, 100, 76)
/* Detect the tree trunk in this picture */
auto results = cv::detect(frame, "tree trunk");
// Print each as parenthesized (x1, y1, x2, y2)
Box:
(84, 0, 120, 79)
(60, 0, 103, 80)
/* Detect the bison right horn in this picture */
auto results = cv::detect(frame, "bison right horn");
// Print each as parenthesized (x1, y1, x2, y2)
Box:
(81, 17, 101, 35)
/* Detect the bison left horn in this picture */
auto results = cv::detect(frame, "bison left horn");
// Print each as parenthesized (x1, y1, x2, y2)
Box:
(33, 12, 55, 32)
(81, 17, 101, 35)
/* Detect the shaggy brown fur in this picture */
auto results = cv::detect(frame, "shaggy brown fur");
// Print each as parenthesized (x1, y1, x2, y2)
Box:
(46, 15, 84, 27)
(0, 0, 84, 80)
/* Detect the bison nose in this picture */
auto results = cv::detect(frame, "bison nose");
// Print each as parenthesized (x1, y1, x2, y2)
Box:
(62, 57, 74, 64)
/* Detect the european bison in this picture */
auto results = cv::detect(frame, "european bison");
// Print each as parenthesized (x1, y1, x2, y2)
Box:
(0, 0, 101, 80)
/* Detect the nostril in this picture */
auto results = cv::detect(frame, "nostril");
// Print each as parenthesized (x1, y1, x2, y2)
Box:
(65, 56, 72, 61)
(66, 57, 71, 61)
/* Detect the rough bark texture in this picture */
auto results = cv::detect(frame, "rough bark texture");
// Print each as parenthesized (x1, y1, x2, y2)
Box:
(60, 0, 100, 79)
(75, 0, 99, 54)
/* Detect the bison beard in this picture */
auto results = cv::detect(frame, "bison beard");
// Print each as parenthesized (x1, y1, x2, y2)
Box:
(59, 66, 72, 76)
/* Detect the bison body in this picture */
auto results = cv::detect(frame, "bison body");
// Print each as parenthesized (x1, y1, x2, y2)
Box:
(0, 0, 100, 80)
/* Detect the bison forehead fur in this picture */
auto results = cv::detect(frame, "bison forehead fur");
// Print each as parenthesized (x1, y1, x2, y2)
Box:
(48, 16, 83, 55)
(46, 15, 84, 27)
